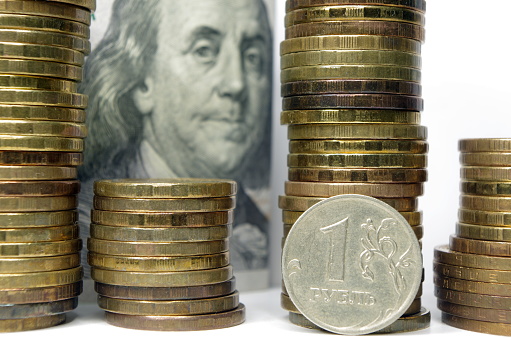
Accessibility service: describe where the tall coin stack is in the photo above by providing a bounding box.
[434,138,511,336]
[279,0,429,332]
[0,0,94,332]
[88,179,245,331]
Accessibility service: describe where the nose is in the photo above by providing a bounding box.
[217,45,247,101]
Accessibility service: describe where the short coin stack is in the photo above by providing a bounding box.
[88,179,245,331]
[279,0,429,332]
[434,138,511,336]
[0,0,95,332]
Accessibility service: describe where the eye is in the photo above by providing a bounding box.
[244,46,264,73]
[192,40,219,64]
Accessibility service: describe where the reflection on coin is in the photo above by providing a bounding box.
[285,0,427,12]
[288,167,427,183]
[450,235,511,257]
[0,42,84,65]
[459,138,511,153]
[284,181,423,197]
[0,282,82,304]
[278,195,418,211]
[281,109,420,124]
[288,123,427,140]
[0,254,79,273]
[458,209,511,226]
[435,287,511,310]
[0,180,79,196]
[0,298,77,319]
[0,225,78,243]
[0,238,81,257]
[282,195,422,334]
[93,196,236,212]
[439,299,511,324]
[442,312,511,336]
[0,0,92,25]
[456,222,511,242]
[0,151,82,166]
[0,266,82,288]
[0,13,90,37]
[434,245,511,270]
[0,313,66,332]
[0,210,77,227]
[0,166,77,181]
[288,153,427,168]
[289,139,428,154]
[0,105,85,122]
[461,167,511,182]
[434,274,511,298]
[0,196,77,212]
[433,261,511,284]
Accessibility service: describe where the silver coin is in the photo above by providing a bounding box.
[282,194,422,335]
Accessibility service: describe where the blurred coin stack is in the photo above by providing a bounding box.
[0,0,94,332]
[88,179,245,331]
[279,0,429,332]
[434,138,511,336]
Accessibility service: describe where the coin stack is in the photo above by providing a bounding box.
[0,0,94,332]
[434,138,511,336]
[279,0,429,332]
[87,179,245,331]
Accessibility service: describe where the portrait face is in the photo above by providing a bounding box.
[134,0,272,179]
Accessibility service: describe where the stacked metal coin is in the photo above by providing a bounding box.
[434,138,511,336]
[88,178,245,331]
[0,0,95,332]
[279,0,429,332]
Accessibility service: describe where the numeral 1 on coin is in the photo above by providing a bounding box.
[320,217,349,282]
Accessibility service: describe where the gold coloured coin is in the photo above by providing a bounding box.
[0,314,66,332]
[0,42,84,65]
[48,0,96,11]
[456,222,511,242]
[0,180,79,196]
[435,287,511,310]
[0,136,83,152]
[281,292,299,313]
[438,300,511,324]
[94,178,237,199]
[0,75,78,92]
[0,59,82,81]
[450,235,511,257]
[0,297,77,319]
[281,109,420,125]
[0,90,87,109]
[434,261,511,284]
[461,167,511,182]
[442,312,511,336]
[0,1,91,25]
[284,181,423,197]
[0,120,87,138]
[460,195,511,212]
[95,278,236,300]
[0,253,79,273]
[93,196,236,212]
[0,105,85,122]
[87,238,229,257]
[278,195,418,211]
[459,138,511,153]
[0,195,77,212]
[284,222,423,238]
[0,238,81,257]
[289,139,427,154]
[0,266,82,288]
[0,210,77,227]
[0,282,82,304]
[461,153,511,167]
[289,167,427,183]
[462,181,511,197]
[283,94,423,110]
[281,66,421,83]
[104,304,245,331]
[0,224,78,242]
[0,13,89,38]
[285,5,425,27]
[91,266,233,287]
[98,292,239,316]
[434,274,511,298]
[90,223,231,242]
[88,252,229,272]
[281,35,421,55]
[288,124,427,140]
[286,0,427,12]
[282,210,422,226]
[288,153,427,168]
[91,210,232,227]
[0,166,76,181]
[459,209,511,227]
[404,298,422,316]
[435,245,511,271]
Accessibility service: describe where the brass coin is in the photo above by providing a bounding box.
[278,195,418,211]
[98,292,239,316]
[91,266,233,287]
[285,20,425,41]
[281,109,420,124]
[90,223,231,242]
[0,13,89,38]
[459,138,511,153]
[0,90,87,109]
[282,210,422,226]
[0,282,82,304]
[284,222,423,239]
[48,0,96,11]
[289,139,427,154]
[284,181,423,197]
[0,105,85,122]
[288,124,427,140]
[434,274,511,298]
[87,238,229,257]
[281,50,421,69]
[0,166,77,181]
[0,1,91,25]
[288,153,427,168]
[0,297,77,319]
[0,75,78,92]
[461,167,511,182]
[0,151,82,166]
[289,167,427,183]
[434,261,511,284]
[281,292,299,313]
[283,94,423,110]
[282,80,422,97]
[0,196,77,212]
[459,209,511,227]
[0,253,79,273]
[456,222,511,242]
[0,59,82,81]
[438,299,511,324]
[282,67,421,84]
[95,278,236,300]
[461,181,511,197]
[286,0,427,12]
[0,210,77,228]
[435,287,511,310]
[442,312,511,336]
[0,313,66,332]
[460,195,511,212]
[403,298,422,316]
[435,245,511,271]
[88,252,229,272]
[450,235,511,257]
[281,36,421,55]
[104,304,245,331]
[0,224,78,242]
[93,196,236,213]
[0,180,79,196]
[0,238,81,257]
[94,178,237,199]
[285,5,425,27]
[0,266,82,288]
[0,136,83,152]
[0,120,86,137]
[0,42,84,65]
[461,153,511,167]
[91,210,232,227]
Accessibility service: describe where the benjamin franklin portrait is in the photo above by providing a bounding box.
[78,0,273,285]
